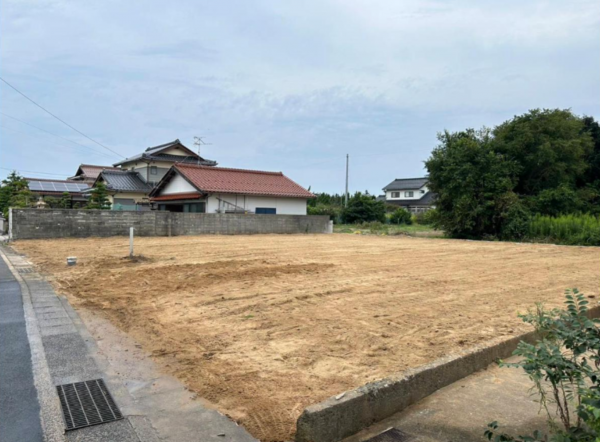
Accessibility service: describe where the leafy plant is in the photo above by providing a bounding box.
[486,290,600,442]
[390,208,413,225]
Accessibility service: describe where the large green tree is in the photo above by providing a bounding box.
[426,110,600,239]
[493,109,593,195]
[0,171,33,217]
[426,128,520,238]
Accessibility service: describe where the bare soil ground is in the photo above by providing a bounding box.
[13,235,600,441]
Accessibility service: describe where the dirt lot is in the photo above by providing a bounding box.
[13,235,600,441]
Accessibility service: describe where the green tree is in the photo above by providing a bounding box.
[493,109,593,195]
[0,171,33,217]
[425,128,520,238]
[58,192,71,209]
[86,182,111,210]
[341,192,386,224]
[581,116,600,189]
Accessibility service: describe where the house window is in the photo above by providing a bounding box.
[421,190,425,194]
[405,191,414,197]
[184,203,206,213]
[391,192,400,198]
[150,166,158,175]
[255,208,276,214]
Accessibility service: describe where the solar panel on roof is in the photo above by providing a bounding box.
[28,181,44,191]
[27,180,89,193]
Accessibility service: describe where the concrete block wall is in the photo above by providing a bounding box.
[9,209,330,240]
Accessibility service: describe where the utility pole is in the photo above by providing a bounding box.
[345,154,349,207]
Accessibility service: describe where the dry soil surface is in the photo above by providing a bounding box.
[12,235,600,441]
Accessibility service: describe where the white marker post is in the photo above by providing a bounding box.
[129,227,134,258]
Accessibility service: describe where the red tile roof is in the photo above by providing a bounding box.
[174,164,315,199]
[151,192,203,202]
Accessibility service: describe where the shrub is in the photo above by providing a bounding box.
[308,204,342,223]
[389,208,412,225]
[414,209,438,225]
[341,194,386,224]
[485,290,600,441]
[528,213,600,246]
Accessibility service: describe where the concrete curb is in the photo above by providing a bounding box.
[296,305,600,442]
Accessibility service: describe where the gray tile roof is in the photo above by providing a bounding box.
[101,170,153,193]
[113,139,217,167]
[383,177,428,191]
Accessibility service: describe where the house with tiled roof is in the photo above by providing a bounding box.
[68,164,120,184]
[149,164,314,214]
[92,170,154,210]
[382,177,436,213]
[113,139,217,187]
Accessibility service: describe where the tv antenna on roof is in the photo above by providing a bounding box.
[193,136,212,166]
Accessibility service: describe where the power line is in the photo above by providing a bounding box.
[0,166,70,177]
[0,123,115,161]
[0,76,125,158]
[0,113,115,159]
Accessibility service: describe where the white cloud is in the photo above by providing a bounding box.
[1,0,598,192]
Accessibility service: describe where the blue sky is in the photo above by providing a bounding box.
[1,0,599,194]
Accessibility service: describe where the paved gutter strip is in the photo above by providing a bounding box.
[0,246,155,442]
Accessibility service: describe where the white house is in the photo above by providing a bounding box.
[149,164,314,215]
[382,177,436,213]
[112,139,217,187]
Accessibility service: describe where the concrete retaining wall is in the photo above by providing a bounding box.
[9,209,330,239]
[296,305,600,442]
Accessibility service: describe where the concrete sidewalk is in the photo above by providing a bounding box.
[343,357,551,442]
[0,244,257,442]
[0,247,43,442]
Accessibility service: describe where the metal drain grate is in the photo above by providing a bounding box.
[363,428,414,442]
[17,267,33,274]
[56,379,123,431]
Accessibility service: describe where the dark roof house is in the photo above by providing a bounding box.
[383,177,429,191]
[382,177,436,212]
[113,139,217,167]
[94,170,153,194]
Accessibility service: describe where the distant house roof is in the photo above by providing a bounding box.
[113,139,217,167]
[96,170,153,193]
[383,177,428,191]
[68,164,120,182]
[151,164,315,199]
[26,178,90,195]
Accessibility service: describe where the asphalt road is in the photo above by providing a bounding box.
[0,257,43,442]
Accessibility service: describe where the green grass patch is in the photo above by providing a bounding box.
[334,222,442,237]
[527,213,600,246]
